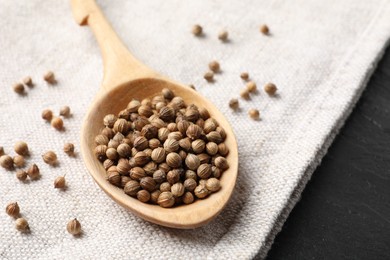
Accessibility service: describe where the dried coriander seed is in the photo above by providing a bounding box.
[162,88,174,100]
[240,72,249,81]
[194,185,209,199]
[167,169,180,185]
[248,109,260,120]
[260,24,269,35]
[206,142,218,156]
[197,163,212,179]
[16,170,28,181]
[214,156,229,170]
[151,147,166,163]
[184,178,197,192]
[209,61,220,72]
[51,117,64,130]
[44,71,55,83]
[13,83,25,94]
[218,30,228,41]
[63,143,75,156]
[0,146,4,156]
[42,151,57,165]
[182,192,194,204]
[246,81,257,93]
[0,155,14,170]
[166,152,182,168]
[264,82,278,96]
[204,71,214,82]
[171,183,185,197]
[6,202,20,218]
[157,191,175,208]
[15,218,29,232]
[13,155,25,168]
[129,167,146,181]
[153,169,166,183]
[103,114,117,128]
[192,139,205,154]
[140,177,156,192]
[27,164,40,180]
[206,178,221,192]
[137,190,150,203]
[59,106,71,117]
[163,138,179,153]
[14,141,29,156]
[67,218,81,235]
[192,24,203,36]
[218,143,229,156]
[42,109,53,122]
[159,182,171,192]
[124,180,141,196]
[229,98,239,110]
[54,176,66,189]
[240,89,250,100]
[23,76,33,87]
[150,190,161,204]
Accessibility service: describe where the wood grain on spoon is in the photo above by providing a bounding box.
[71,0,238,229]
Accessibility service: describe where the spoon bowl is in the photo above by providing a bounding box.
[72,0,238,229]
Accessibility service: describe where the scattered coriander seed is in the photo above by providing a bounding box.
[15,218,29,232]
[67,218,81,235]
[192,24,203,36]
[264,82,278,96]
[189,84,196,90]
[229,98,239,110]
[1,155,14,170]
[240,89,250,100]
[240,72,249,81]
[16,170,28,181]
[218,30,228,41]
[204,71,214,82]
[23,76,33,87]
[13,155,25,168]
[246,81,257,93]
[63,143,75,156]
[59,106,71,117]
[248,109,260,120]
[0,146,4,156]
[43,71,55,84]
[209,61,220,72]
[157,191,175,208]
[27,164,40,180]
[54,176,66,189]
[42,109,53,122]
[42,151,57,165]
[206,178,221,192]
[182,192,194,204]
[6,202,20,218]
[14,141,29,156]
[13,83,25,94]
[260,24,269,35]
[51,117,64,130]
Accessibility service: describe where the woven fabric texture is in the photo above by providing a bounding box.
[1,0,389,259]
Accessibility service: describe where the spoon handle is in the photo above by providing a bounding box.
[70,0,154,91]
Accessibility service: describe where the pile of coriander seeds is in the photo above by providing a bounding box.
[94,88,229,208]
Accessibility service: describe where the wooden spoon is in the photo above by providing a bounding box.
[71,0,238,229]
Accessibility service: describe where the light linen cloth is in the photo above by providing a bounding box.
[1,0,389,259]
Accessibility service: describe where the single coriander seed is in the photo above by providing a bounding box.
[248,109,260,120]
[192,24,203,36]
[14,141,29,155]
[240,72,249,81]
[63,143,75,156]
[16,170,28,181]
[15,218,29,232]
[44,71,56,84]
[54,176,66,189]
[137,190,151,203]
[27,164,40,180]
[218,30,228,41]
[246,81,257,93]
[206,178,221,192]
[67,218,81,235]
[264,82,278,96]
[42,109,53,122]
[0,155,14,170]
[204,71,214,82]
[194,185,209,199]
[51,117,64,130]
[209,61,220,72]
[23,76,33,87]
[182,192,194,204]
[13,155,25,168]
[229,98,239,110]
[260,24,269,35]
[59,106,71,117]
[42,151,57,165]
[240,89,250,100]
[6,202,20,218]
[13,83,25,94]
[157,191,175,208]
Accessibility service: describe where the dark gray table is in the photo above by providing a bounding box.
[265,47,390,259]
